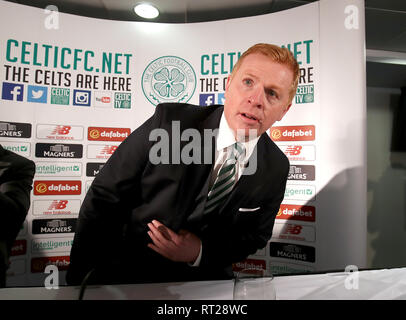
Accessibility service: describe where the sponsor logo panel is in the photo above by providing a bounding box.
[33,180,81,195]
[32,238,73,254]
[269,261,315,275]
[32,199,81,216]
[11,239,27,256]
[0,121,31,138]
[35,162,82,176]
[269,242,315,263]
[31,256,70,273]
[35,143,83,158]
[272,222,316,242]
[232,258,267,272]
[86,162,105,177]
[277,204,316,222]
[279,145,315,161]
[284,185,316,201]
[31,218,77,234]
[36,124,84,141]
[288,165,315,181]
[271,125,315,142]
[0,141,30,157]
[87,144,118,159]
[87,127,130,142]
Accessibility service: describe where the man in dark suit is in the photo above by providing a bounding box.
[0,145,35,287]
[67,43,299,285]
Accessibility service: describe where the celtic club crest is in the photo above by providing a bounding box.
[142,56,196,106]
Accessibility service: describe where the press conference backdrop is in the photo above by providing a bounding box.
[0,0,366,286]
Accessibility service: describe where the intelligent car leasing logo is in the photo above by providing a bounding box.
[142,56,196,106]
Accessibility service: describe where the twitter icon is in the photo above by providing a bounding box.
[27,85,47,103]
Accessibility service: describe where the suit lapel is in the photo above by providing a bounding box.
[176,106,223,228]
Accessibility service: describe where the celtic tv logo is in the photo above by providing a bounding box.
[142,56,196,106]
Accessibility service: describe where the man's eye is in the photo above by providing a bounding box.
[267,90,277,98]
[243,79,253,86]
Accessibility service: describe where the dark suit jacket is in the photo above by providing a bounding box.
[66,103,289,285]
[0,145,35,286]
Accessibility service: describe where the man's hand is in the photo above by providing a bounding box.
[147,220,201,263]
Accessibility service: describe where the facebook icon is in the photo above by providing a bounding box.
[2,82,24,101]
[199,94,215,106]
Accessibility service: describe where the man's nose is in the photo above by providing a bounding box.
[247,86,264,107]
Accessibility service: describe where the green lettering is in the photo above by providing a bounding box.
[33,43,41,66]
[114,53,122,74]
[124,53,132,75]
[73,48,82,70]
[61,47,71,69]
[21,41,31,65]
[212,53,219,75]
[102,52,112,73]
[6,39,18,63]
[303,40,313,64]
[201,55,209,75]
[84,51,94,72]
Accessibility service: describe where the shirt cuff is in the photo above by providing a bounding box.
[188,242,202,267]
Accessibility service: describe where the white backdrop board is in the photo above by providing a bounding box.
[0,0,366,286]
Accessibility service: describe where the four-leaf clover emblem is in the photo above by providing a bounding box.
[153,67,185,98]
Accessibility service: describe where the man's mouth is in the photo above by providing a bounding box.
[241,113,259,122]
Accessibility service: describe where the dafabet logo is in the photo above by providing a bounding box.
[33,181,81,195]
[87,127,130,141]
[270,125,315,141]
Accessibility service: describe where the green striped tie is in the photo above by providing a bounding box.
[204,142,245,214]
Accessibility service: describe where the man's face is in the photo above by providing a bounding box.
[224,53,294,139]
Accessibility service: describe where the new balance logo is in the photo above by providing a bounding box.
[48,200,68,210]
[51,126,71,135]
